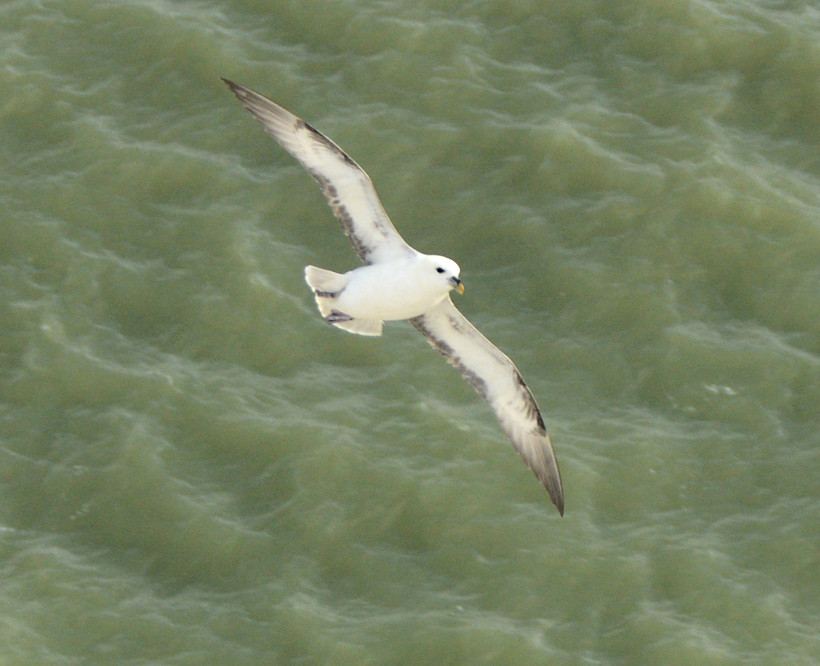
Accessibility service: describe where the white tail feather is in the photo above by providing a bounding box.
[304,265,383,336]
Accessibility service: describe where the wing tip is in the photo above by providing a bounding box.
[221,77,239,93]
[536,461,564,516]
[221,77,256,108]
[550,459,564,516]
[550,485,565,517]
[531,437,564,516]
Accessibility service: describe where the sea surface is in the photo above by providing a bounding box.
[2,0,820,663]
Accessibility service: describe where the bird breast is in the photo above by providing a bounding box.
[334,262,449,321]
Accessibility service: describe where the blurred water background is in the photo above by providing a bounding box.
[1,0,820,663]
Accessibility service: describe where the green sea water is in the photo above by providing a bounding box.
[2,0,820,663]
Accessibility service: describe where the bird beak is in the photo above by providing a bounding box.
[451,277,465,294]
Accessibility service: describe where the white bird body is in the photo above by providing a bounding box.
[310,255,461,322]
[224,79,565,515]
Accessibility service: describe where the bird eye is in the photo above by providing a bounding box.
[436,267,445,274]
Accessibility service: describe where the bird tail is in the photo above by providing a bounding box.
[304,265,348,299]
[304,265,383,336]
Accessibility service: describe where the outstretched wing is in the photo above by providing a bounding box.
[410,298,564,515]
[223,79,415,265]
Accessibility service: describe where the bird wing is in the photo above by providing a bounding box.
[410,298,564,515]
[223,79,415,264]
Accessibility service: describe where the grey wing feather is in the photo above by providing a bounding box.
[410,298,564,515]
[223,79,415,264]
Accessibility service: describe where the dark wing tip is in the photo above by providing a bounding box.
[221,78,256,106]
[539,439,564,516]
[549,477,565,516]
[534,467,564,515]
[221,77,239,94]
[531,438,564,516]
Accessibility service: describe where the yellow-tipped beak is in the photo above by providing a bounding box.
[456,282,465,294]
